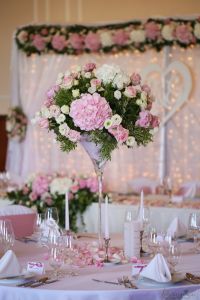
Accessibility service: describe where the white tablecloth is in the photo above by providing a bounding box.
[82,203,199,233]
[0,238,200,300]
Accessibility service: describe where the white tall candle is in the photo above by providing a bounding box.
[139,190,144,229]
[65,192,69,230]
[104,196,109,239]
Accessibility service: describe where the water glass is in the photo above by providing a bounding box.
[188,212,200,252]
[49,246,64,279]
[166,243,181,273]
[45,207,59,224]
[0,219,15,252]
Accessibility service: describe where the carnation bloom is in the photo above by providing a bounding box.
[175,24,194,44]
[51,35,66,51]
[113,29,129,45]
[69,33,84,50]
[108,125,129,143]
[32,175,49,196]
[69,93,112,131]
[135,111,152,128]
[85,32,101,51]
[32,34,46,51]
[145,22,161,40]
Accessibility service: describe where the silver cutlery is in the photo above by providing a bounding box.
[92,279,119,285]
[17,277,49,287]
[30,279,58,288]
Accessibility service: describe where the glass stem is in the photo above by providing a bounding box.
[96,167,103,249]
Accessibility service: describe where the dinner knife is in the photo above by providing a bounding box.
[92,279,119,285]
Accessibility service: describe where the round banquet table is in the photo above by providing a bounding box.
[0,236,200,300]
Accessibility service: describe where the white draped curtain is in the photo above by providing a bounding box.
[6,43,200,192]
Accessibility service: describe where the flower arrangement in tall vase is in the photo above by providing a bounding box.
[35,62,159,247]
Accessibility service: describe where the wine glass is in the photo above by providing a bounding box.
[49,246,64,279]
[188,212,200,253]
[0,219,15,252]
[45,207,59,224]
[166,243,181,273]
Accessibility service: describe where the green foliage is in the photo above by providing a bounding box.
[55,89,73,107]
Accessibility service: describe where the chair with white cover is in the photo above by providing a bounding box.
[177,181,200,199]
[128,177,159,195]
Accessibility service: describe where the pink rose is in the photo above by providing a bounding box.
[38,118,49,129]
[141,84,151,94]
[29,192,38,202]
[85,32,101,51]
[69,33,84,50]
[67,129,81,142]
[69,93,112,131]
[124,86,136,98]
[70,185,79,193]
[46,85,59,99]
[90,78,101,88]
[151,115,160,128]
[130,73,141,86]
[175,24,194,44]
[51,35,66,51]
[22,185,30,195]
[63,75,73,87]
[84,63,96,72]
[108,125,129,143]
[32,34,46,51]
[113,29,129,45]
[44,197,53,205]
[135,111,152,128]
[145,22,161,40]
[49,105,60,118]
[41,28,48,35]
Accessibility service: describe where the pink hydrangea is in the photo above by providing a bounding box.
[78,178,87,189]
[38,118,49,129]
[130,73,141,85]
[175,25,194,44]
[32,175,49,196]
[113,29,129,45]
[69,33,84,50]
[108,125,129,143]
[84,63,96,72]
[32,34,46,51]
[135,111,152,128]
[145,22,161,40]
[69,93,112,131]
[85,32,101,51]
[67,129,81,142]
[51,35,66,51]
[86,178,98,193]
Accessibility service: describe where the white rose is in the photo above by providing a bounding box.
[57,72,64,79]
[61,105,70,114]
[150,127,159,135]
[56,113,66,124]
[136,98,147,109]
[126,136,136,147]
[41,106,50,118]
[17,30,28,43]
[194,23,200,39]
[130,29,145,43]
[59,123,70,135]
[112,72,130,90]
[100,31,113,47]
[84,72,91,78]
[114,90,122,100]
[50,177,72,195]
[64,71,70,77]
[72,89,80,98]
[111,114,122,126]
[74,80,79,85]
[161,24,174,41]
[141,91,147,101]
[56,78,62,85]
[88,86,96,94]
[104,119,113,129]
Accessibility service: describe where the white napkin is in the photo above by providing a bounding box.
[167,217,187,238]
[0,250,21,278]
[140,253,171,282]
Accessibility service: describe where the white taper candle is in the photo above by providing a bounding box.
[65,192,69,230]
[104,196,109,239]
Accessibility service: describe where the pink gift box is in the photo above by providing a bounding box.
[0,205,36,238]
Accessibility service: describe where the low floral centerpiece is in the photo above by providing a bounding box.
[6,106,27,142]
[7,174,99,232]
[35,63,159,243]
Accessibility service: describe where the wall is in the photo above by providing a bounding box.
[0,0,200,114]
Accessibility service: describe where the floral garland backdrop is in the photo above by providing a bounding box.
[7,174,100,232]
[15,18,200,56]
